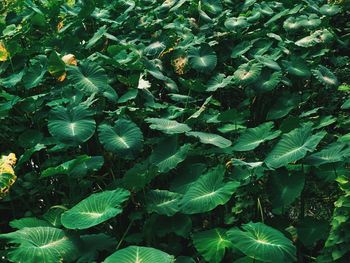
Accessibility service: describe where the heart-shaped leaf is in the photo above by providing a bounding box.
[61,188,130,229]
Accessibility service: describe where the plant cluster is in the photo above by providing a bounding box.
[0,0,349,262]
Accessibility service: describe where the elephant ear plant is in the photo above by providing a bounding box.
[0,0,349,262]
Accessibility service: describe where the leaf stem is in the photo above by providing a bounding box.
[116,219,134,250]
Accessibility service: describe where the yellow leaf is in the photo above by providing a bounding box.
[62,54,77,66]
[57,72,67,82]
[0,42,9,62]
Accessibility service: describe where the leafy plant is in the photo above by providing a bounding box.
[0,0,349,262]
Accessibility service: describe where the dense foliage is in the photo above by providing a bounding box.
[0,0,349,262]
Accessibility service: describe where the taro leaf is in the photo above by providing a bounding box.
[79,234,117,263]
[320,4,341,16]
[268,170,305,212]
[206,74,233,92]
[146,190,182,216]
[170,163,207,194]
[180,165,240,214]
[186,131,232,148]
[282,58,310,77]
[283,17,303,31]
[341,98,350,109]
[150,137,191,173]
[0,227,78,263]
[155,214,192,238]
[23,55,47,89]
[300,14,321,29]
[144,41,166,57]
[225,17,249,31]
[254,71,282,93]
[67,61,117,101]
[188,45,217,73]
[295,29,333,47]
[103,246,175,263]
[193,228,232,263]
[9,217,52,229]
[255,56,281,71]
[234,62,262,85]
[86,26,107,49]
[145,118,191,134]
[265,124,326,169]
[233,122,281,151]
[68,61,108,93]
[267,92,299,120]
[227,222,296,263]
[48,51,65,78]
[202,0,223,15]
[296,217,329,247]
[305,143,350,166]
[48,105,96,144]
[231,41,253,58]
[61,188,130,229]
[98,119,143,159]
[70,156,104,177]
[312,65,338,87]
[0,70,24,88]
[41,156,90,178]
[122,161,158,191]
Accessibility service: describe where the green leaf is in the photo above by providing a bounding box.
[68,61,117,100]
[146,190,182,216]
[145,118,191,134]
[48,105,96,144]
[320,4,341,16]
[103,246,175,263]
[267,93,299,120]
[79,234,117,263]
[305,143,350,166]
[282,58,310,77]
[231,41,253,58]
[61,188,130,229]
[150,137,191,173]
[186,131,232,148]
[228,222,296,262]
[180,165,240,214]
[265,124,326,169]
[254,71,282,93]
[296,217,329,248]
[268,170,305,212]
[48,51,65,78]
[206,74,233,92]
[225,17,249,31]
[9,217,52,229]
[188,45,217,73]
[0,227,78,263]
[23,55,47,89]
[233,122,281,151]
[312,65,338,87]
[98,119,143,159]
[193,228,232,263]
[234,62,262,85]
